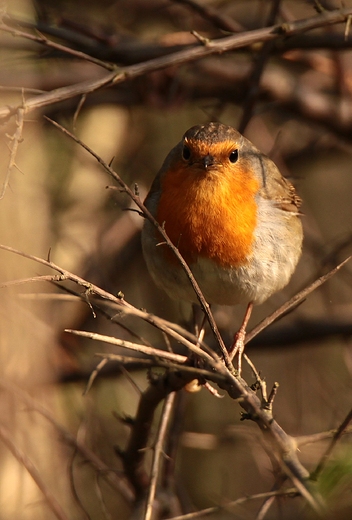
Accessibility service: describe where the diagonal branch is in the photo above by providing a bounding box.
[311,407,352,480]
[0,19,114,70]
[171,0,244,32]
[245,255,352,344]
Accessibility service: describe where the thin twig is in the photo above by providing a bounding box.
[171,0,244,32]
[266,382,279,412]
[1,106,24,199]
[165,487,299,520]
[255,495,276,520]
[243,352,268,402]
[239,0,282,133]
[68,447,92,520]
[0,20,115,70]
[144,392,176,520]
[65,329,214,366]
[84,358,109,395]
[280,462,324,512]
[73,94,87,130]
[120,365,144,396]
[245,256,352,344]
[0,85,46,95]
[1,273,71,287]
[296,426,352,447]
[49,281,155,347]
[345,14,352,41]
[94,471,113,520]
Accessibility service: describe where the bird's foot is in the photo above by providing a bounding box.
[229,329,246,376]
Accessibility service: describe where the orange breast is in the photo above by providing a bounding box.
[156,164,259,268]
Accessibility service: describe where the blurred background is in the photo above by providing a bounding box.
[1,0,352,518]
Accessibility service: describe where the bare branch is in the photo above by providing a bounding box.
[1,7,352,121]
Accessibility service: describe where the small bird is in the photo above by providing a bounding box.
[142,122,303,372]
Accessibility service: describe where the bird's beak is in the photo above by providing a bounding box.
[202,155,215,169]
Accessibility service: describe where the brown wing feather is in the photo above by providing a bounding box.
[258,155,302,214]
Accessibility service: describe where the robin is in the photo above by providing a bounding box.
[142,122,303,373]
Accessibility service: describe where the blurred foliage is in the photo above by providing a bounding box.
[318,452,352,502]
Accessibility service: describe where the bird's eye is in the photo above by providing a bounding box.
[229,149,239,163]
[182,145,191,161]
